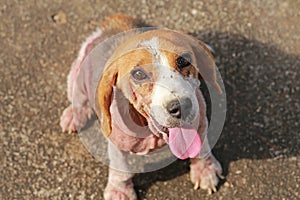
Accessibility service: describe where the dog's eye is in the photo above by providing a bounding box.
[131,69,149,82]
[176,53,192,70]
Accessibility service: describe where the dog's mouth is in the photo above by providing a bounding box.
[148,116,169,140]
[148,116,202,160]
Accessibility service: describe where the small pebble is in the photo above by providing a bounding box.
[52,11,67,24]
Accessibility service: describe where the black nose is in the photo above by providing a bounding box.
[167,99,181,118]
[166,98,192,119]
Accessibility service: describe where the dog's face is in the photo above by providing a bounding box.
[116,38,201,132]
[97,30,221,139]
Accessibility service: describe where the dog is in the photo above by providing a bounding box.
[60,15,223,199]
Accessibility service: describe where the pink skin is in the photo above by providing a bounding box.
[104,169,136,200]
[60,29,102,133]
[190,154,224,194]
[60,28,223,200]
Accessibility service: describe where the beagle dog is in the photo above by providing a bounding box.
[60,15,223,199]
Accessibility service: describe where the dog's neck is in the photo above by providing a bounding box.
[110,87,152,138]
[108,86,166,154]
[128,103,148,127]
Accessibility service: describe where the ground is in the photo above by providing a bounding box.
[0,0,299,199]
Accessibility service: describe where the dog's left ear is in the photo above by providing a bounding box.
[193,40,222,94]
[96,65,118,137]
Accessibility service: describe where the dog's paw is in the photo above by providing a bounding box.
[60,105,93,133]
[104,181,137,200]
[190,155,223,194]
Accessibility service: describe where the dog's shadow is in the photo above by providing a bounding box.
[133,31,300,199]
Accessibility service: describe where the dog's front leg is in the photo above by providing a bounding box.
[104,168,136,200]
[104,141,137,200]
[190,137,223,194]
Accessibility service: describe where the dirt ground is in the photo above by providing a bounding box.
[0,0,299,199]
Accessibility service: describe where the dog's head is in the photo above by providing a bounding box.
[96,29,221,158]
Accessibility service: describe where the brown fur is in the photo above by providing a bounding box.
[96,16,222,137]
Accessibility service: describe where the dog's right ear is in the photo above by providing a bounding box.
[96,66,118,137]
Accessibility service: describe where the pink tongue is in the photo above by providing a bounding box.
[168,127,202,160]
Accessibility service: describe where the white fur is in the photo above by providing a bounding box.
[141,37,169,66]
[142,37,199,127]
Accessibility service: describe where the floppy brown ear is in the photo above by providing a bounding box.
[193,40,222,94]
[96,66,118,137]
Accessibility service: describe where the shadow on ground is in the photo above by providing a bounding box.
[133,31,300,199]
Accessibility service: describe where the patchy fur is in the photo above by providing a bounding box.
[60,14,223,200]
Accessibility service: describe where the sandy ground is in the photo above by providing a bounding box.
[0,0,299,199]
